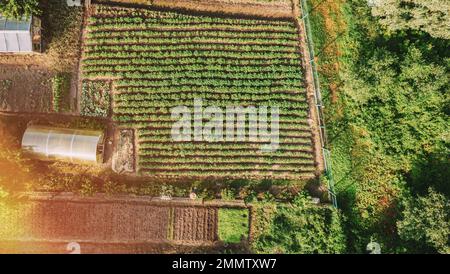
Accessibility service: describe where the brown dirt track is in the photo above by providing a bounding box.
[293,0,325,173]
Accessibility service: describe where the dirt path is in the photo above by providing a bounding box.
[292,0,324,173]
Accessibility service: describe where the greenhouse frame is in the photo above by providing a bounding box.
[0,15,41,53]
[21,125,105,164]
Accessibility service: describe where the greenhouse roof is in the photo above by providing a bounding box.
[21,125,104,163]
[0,15,33,52]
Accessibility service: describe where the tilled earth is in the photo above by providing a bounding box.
[0,193,221,253]
[0,64,53,113]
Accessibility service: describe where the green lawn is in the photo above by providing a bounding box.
[218,208,249,243]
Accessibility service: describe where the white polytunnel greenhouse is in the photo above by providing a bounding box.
[21,125,105,164]
[0,15,41,53]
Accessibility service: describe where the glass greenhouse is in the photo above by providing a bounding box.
[0,15,35,52]
[21,125,105,163]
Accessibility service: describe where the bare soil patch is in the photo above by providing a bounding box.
[112,129,136,174]
[0,193,223,250]
[0,64,53,113]
[173,207,218,242]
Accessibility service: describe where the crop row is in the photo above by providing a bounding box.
[83,63,301,74]
[115,119,311,129]
[137,142,313,151]
[137,149,313,158]
[87,22,296,34]
[86,29,298,41]
[83,49,298,61]
[138,157,314,165]
[138,164,315,172]
[82,56,301,67]
[85,37,299,47]
[115,113,309,122]
[113,86,303,95]
[90,10,293,27]
[113,93,306,103]
[85,71,300,82]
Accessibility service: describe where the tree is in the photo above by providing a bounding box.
[371,0,450,39]
[0,0,40,19]
[397,189,450,253]
[252,193,347,254]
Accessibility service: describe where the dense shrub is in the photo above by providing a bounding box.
[397,189,450,254]
[251,193,346,254]
[308,0,449,253]
[0,0,40,19]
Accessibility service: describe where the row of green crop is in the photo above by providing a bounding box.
[132,116,311,125]
[137,142,313,152]
[138,170,315,179]
[94,6,181,18]
[114,103,306,113]
[82,63,301,74]
[138,128,312,137]
[83,50,297,61]
[114,78,301,87]
[138,136,312,144]
[114,114,310,125]
[87,22,296,33]
[138,156,314,165]
[88,16,294,30]
[115,113,309,121]
[137,123,311,132]
[113,86,302,95]
[86,29,298,41]
[137,128,312,138]
[137,136,311,145]
[85,43,297,54]
[116,118,311,129]
[82,56,301,66]
[113,92,306,103]
[93,6,292,24]
[138,140,312,148]
[138,163,315,172]
[85,37,299,47]
[85,71,300,82]
[134,120,311,128]
[113,103,307,114]
[90,10,293,27]
[137,149,313,158]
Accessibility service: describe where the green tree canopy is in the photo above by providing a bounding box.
[0,0,40,19]
[371,0,450,39]
[397,189,450,253]
[252,194,346,254]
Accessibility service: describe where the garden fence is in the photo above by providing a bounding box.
[299,0,338,208]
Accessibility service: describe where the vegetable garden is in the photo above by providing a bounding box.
[81,5,316,179]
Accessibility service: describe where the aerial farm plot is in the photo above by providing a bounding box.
[81,5,316,180]
[0,193,247,250]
